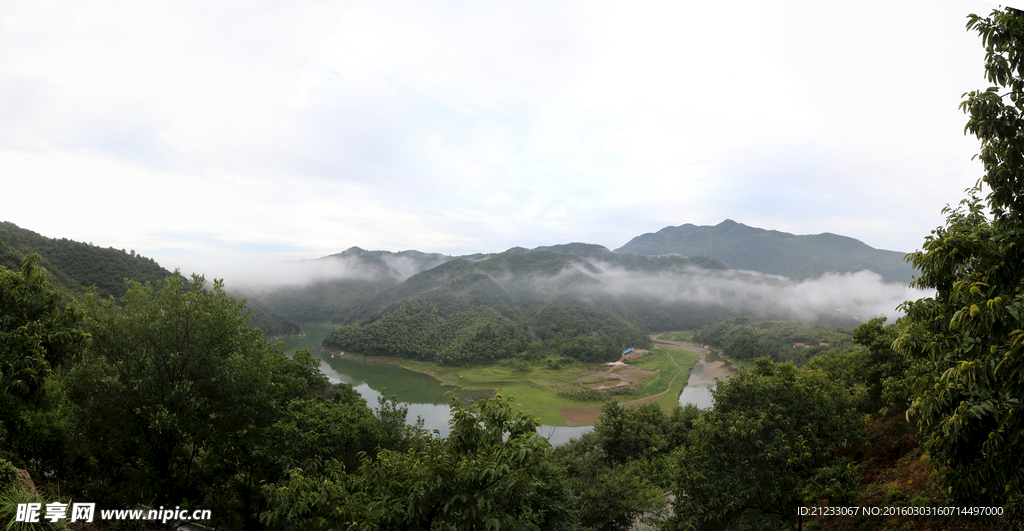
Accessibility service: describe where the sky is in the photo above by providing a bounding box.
[1,0,1017,278]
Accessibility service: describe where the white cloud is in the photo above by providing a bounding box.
[0,0,1007,272]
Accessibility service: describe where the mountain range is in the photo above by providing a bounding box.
[616,219,914,284]
[1,220,915,354]
[0,222,300,337]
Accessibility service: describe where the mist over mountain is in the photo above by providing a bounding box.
[0,222,300,337]
[320,240,928,365]
[2,219,928,356]
[323,245,730,365]
[615,219,915,284]
[218,220,931,363]
[228,246,457,323]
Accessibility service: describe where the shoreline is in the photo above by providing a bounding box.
[325,342,705,427]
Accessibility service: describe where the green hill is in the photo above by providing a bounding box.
[0,222,170,300]
[0,222,300,337]
[323,245,738,365]
[243,246,456,323]
[614,219,915,284]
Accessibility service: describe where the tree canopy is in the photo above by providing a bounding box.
[261,394,577,531]
[63,272,328,523]
[894,6,1024,507]
[669,359,861,530]
[0,254,89,469]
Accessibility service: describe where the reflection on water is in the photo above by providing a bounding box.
[278,324,592,443]
[678,382,716,409]
[678,351,735,409]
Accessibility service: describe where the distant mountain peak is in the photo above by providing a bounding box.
[615,221,913,283]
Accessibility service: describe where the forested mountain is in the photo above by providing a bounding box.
[0,221,169,300]
[8,7,1024,528]
[0,222,299,337]
[694,316,856,365]
[615,219,915,283]
[242,246,455,323]
[323,245,745,365]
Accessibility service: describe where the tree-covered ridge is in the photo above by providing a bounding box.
[242,246,456,324]
[694,317,857,365]
[250,242,731,327]
[322,245,728,365]
[0,222,169,301]
[0,221,300,337]
[615,218,914,283]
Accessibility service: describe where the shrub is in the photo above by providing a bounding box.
[0,459,17,493]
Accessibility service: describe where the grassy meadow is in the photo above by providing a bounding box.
[344,342,703,426]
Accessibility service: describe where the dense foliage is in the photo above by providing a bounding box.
[64,274,313,506]
[893,6,1024,508]
[0,222,300,337]
[0,265,428,529]
[261,394,577,531]
[0,255,89,469]
[668,359,862,530]
[694,316,856,364]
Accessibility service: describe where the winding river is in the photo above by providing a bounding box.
[676,351,734,409]
[279,325,728,445]
[278,325,592,445]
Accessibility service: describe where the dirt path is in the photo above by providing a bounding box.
[618,342,685,407]
[651,336,711,358]
[557,339,702,425]
[654,336,742,382]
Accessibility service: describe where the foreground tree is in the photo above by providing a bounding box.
[553,431,669,531]
[593,401,669,464]
[894,6,1024,506]
[0,255,87,404]
[64,273,327,527]
[668,359,860,530]
[850,316,909,412]
[0,254,88,468]
[262,394,577,531]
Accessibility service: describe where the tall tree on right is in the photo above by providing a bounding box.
[895,7,1024,506]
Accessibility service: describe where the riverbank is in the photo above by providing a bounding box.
[324,344,702,427]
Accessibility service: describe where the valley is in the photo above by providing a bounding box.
[283,324,729,433]
[4,212,1015,529]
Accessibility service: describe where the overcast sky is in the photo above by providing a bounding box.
[1,0,1015,277]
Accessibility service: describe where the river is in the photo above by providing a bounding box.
[278,324,593,445]
[279,325,727,445]
[676,351,734,409]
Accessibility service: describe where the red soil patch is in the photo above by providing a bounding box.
[558,405,603,426]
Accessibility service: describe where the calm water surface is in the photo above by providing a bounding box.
[677,351,736,409]
[278,324,592,445]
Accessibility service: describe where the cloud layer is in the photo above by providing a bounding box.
[561,262,926,322]
[0,0,1002,274]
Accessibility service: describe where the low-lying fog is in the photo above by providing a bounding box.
[216,253,447,295]
[216,251,929,323]
[570,263,928,322]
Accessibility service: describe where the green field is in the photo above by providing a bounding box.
[643,346,702,412]
[656,331,694,342]
[350,345,703,425]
